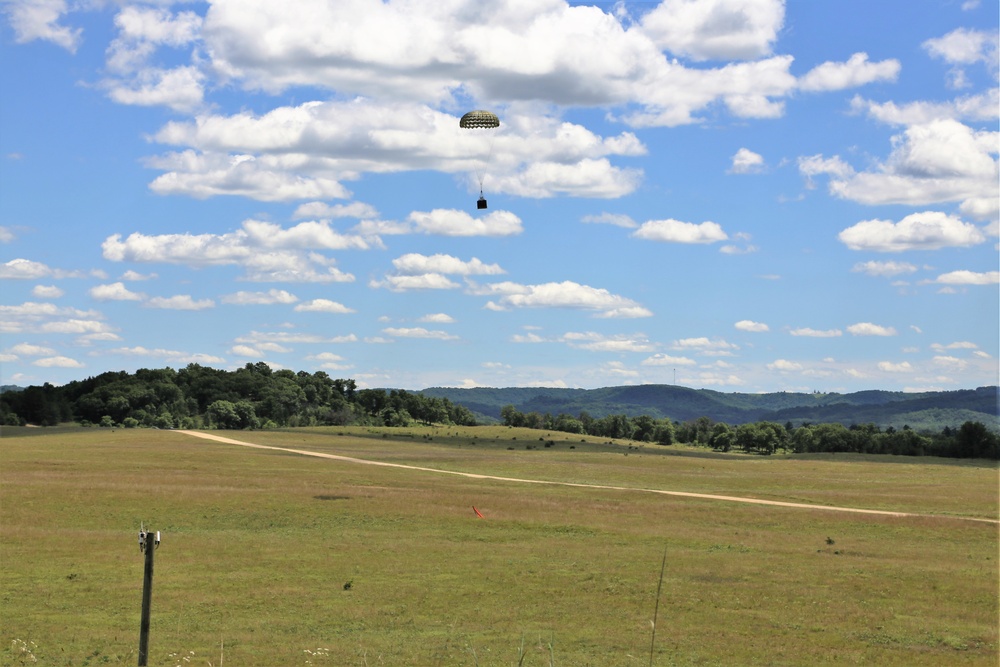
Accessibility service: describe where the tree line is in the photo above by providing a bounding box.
[3,365,996,459]
[498,405,999,460]
[0,363,476,430]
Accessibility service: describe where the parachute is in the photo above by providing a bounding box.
[459,110,500,209]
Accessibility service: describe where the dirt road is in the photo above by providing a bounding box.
[175,430,998,524]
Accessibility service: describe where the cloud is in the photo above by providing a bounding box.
[372,253,506,292]
[406,209,524,237]
[560,331,655,353]
[306,352,347,363]
[32,285,64,299]
[847,322,897,336]
[230,344,264,357]
[641,353,697,367]
[851,261,918,277]
[104,6,201,70]
[878,361,914,373]
[293,201,379,220]
[0,302,112,336]
[720,232,758,254]
[933,270,999,285]
[41,320,114,335]
[146,151,353,202]
[4,0,81,52]
[767,359,802,371]
[0,226,14,243]
[201,0,798,127]
[0,258,92,280]
[150,102,645,201]
[581,212,638,228]
[103,6,206,113]
[146,295,215,310]
[789,327,842,337]
[392,253,505,277]
[670,337,739,356]
[221,289,299,305]
[90,282,145,301]
[850,89,1000,126]
[638,0,785,61]
[479,280,652,318]
[797,53,900,92]
[372,274,461,291]
[382,327,458,341]
[33,355,84,368]
[9,343,57,356]
[104,221,369,262]
[931,341,979,351]
[839,212,986,252]
[735,320,769,332]
[797,154,854,188]
[489,158,643,199]
[419,313,455,324]
[729,147,765,174]
[932,355,969,370]
[102,219,367,283]
[923,28,998,67]
[109,346,225,364]
[294,299,356,314]
[235,330,357,346]
[632,219,728,244]
[106,67,205,113]
[814,120,999,213]
[121,270,157,281]
[511,332,546,344]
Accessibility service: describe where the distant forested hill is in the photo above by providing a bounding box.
[419,385,999,431]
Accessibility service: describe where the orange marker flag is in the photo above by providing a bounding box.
[473,506,484,519]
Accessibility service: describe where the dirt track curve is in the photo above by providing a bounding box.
[175,430,999,525]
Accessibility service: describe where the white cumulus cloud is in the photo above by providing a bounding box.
[294,299,356,314]
[90,282,145,301]
[838,211,986,252]
[730,147,765,174]
[734,320,769,332]
[633,219,728,244]
[146,295,215,310]
[847,322,897,336]
[933,270,999,285]
[478,280,652,318]
[798,52,900,92]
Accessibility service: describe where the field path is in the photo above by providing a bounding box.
[175,430,998,524]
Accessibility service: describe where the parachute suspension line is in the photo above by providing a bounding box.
[481,130,498,193]
[460,110,500,210]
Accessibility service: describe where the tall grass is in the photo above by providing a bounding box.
[1,425,997,665]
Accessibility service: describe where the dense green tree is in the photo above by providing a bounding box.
[631,415,657,442]
[653,419,675,445]
[501,404,523,427]
[553,413,584,434]
[955,421,999,458]
[357,389,389,418]
[206,400,240,429]
[709,423,735,452]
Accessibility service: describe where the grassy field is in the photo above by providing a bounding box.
[1,424,997,666]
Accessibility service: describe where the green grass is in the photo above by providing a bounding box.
[1,425,997,666]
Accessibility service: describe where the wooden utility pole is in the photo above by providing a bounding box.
[137,527,159,666]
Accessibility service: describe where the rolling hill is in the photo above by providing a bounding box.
[420,385,999,431]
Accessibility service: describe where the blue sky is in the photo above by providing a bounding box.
[1,0,997,393]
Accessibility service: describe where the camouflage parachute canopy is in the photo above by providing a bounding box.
[459,110,500,129]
